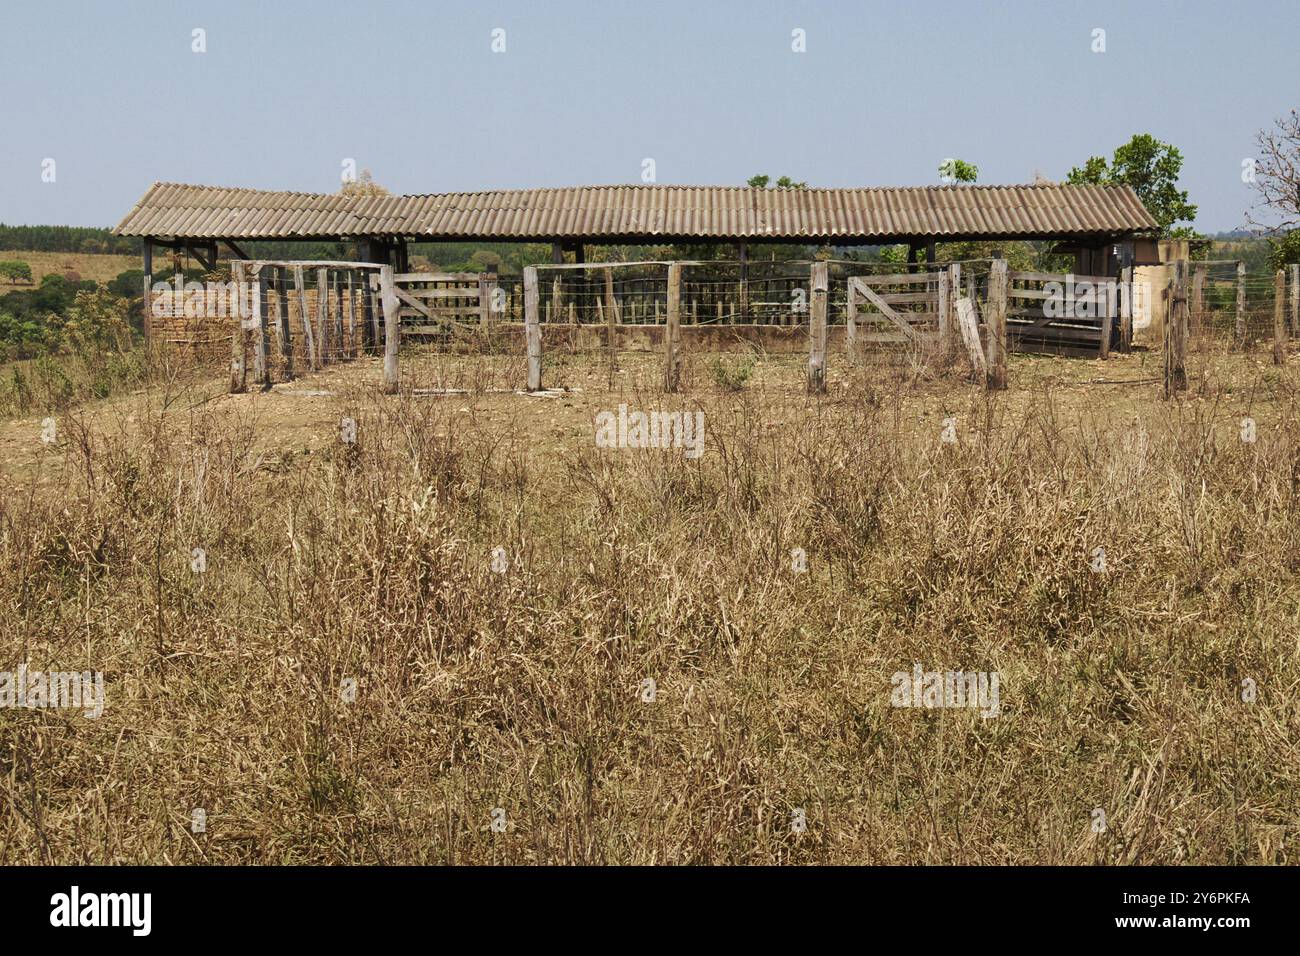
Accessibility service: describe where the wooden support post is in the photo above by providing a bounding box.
[664,262,681,393]
[1098,282,1112,360]
[141,238,153,346]
[986,259,1008,390]
[367,271,381,350]
[807,260,828,394]
[278,267,294,379]
[1236,260,1247,344]
[254,268,270,388]
[1165,259,1189,398]
[523,266,542,391]
[1120,264,1136,351]
[845,276,858,363]
[229,260,248,393]
[380,265,399,393]
[1273,269,1288,365]
[316,268,330,362]
[293,265,316,371]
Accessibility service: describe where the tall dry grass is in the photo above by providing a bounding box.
[1,343,1298,864]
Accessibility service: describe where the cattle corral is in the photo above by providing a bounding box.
[112,182,1300,401]
[4,180,1300,867]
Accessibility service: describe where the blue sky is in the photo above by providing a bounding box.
[1,0,1294,232]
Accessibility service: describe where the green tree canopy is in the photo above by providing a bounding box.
[938,159,979,183]
[1066,134,1197,237]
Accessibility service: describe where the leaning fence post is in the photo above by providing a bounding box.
[380,265,400,393]
[664,262,682,392]
[1273,269,1288,365]
[229,260,248,393]
[986,259,1008,390]
[524,266,542,391]
[807,260,828,393]
[1165,259,1189,397]
[1235,260,1247,345]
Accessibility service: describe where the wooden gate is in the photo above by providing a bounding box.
[1006,270,1121,356]
[845,271,944,349]
[391,271,497,337]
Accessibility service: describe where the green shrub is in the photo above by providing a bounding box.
[706,355,757,392]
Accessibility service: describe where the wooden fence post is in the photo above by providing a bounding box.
[345,272,356,358]
[664,262,682,392]
[380,265,400,393]
[1235,260,1247,344]
[141,239,153,347]
[253,267,270,388]
[477,273,491,331]
[956,297,987,383]
[1191,264,1205,339]
[1121,265,1136,352]
[294,265,316,371]
[278,266,294,379]
[986,259,1008,390]
[937,268,950,343]
[604,266,618,357]
[1273,269,1288,365]
[524,266,542,391]
[368,270,381,350]
[950,263,964,355]
[229,260,247,393]
[338,270,348,353]
[1165,259,1189,397]
[316,268,330,363]
[845,276,858,363]
[807,260,828,393]
[1097,282,1112,360]
[1291,264,1299,337]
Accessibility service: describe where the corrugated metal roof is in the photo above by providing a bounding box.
[113,182,1157,241]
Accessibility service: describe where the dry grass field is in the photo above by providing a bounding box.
[1,340,1298,864]
[0,250,141,286]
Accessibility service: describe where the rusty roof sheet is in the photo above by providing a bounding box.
[114,182,1157,241]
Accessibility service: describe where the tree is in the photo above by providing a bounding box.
[1066,134,1197,237]
[747,174,808,189]
[339,169,390,198]
[1249,111,1300,265]
[0,260,32,284]
[938,158,979,183]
